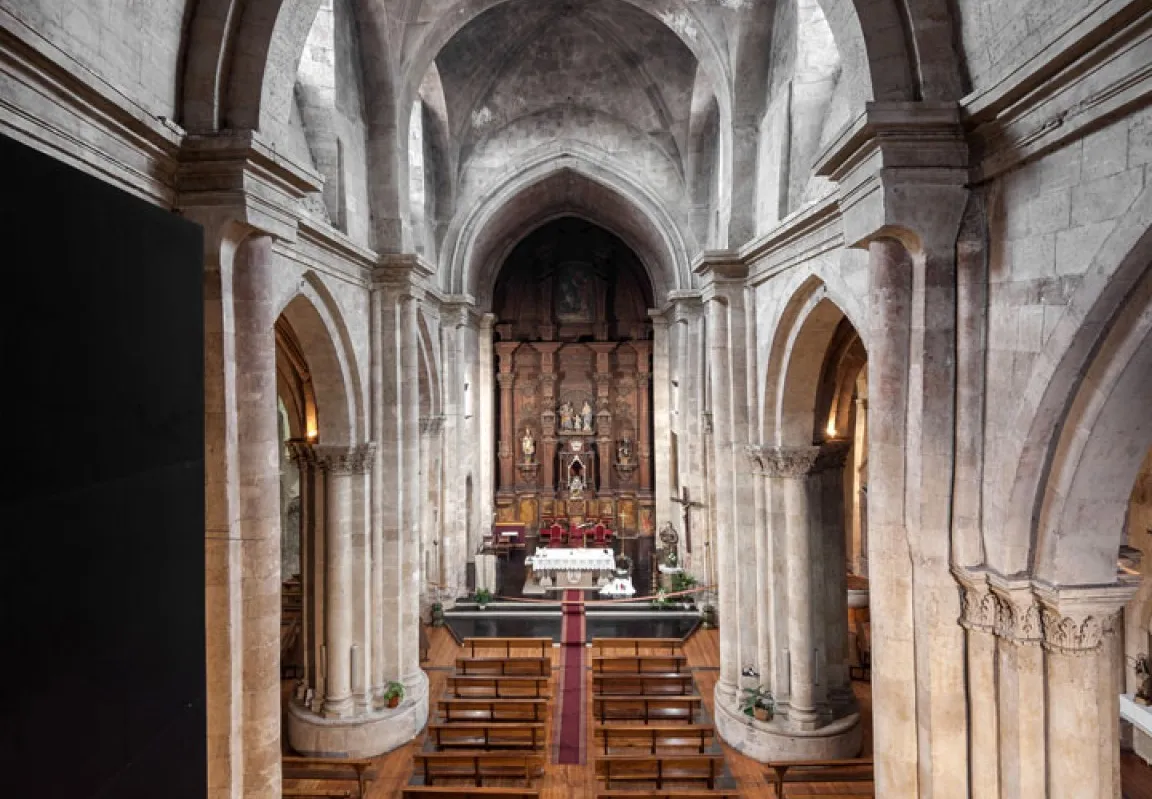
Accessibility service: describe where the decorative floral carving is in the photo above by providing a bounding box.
[317,443,376,475]
[958,584,997,633]
[1039,608,1115,655]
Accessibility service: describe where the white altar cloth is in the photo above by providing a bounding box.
[525,547,615,573]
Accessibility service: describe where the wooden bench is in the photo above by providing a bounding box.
[282,789,353,799]
[437,698,549,723]
[764,758,874,797]
[594,754,725,790]
[593,724,715,755]
[455,656,550,676]
[445,675,551,698]
[597,792,740,799]
[591,637,682,655]
[463,637,552,658]
[412,752,544,787]
[401,788,540,799]
[592,695,702,724]
[592,673,696,696]
[428,722,546,751]
[282,755,375,798]
[591,655,688,674]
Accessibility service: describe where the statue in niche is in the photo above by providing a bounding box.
[521,428,536,462]
[568,459,586,497]
[617,437,632,463]
[559,401,575,431]
[581,400,594,432]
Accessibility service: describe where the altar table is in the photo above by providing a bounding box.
[522,547,616,594]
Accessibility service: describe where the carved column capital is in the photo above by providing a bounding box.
[744,445,767,475]
[287,439,317,468]
[987,576,1042,646]
[953,569,997,633]
[1034,580,1137,655]
[760,446,821,478]
[316,442,376,475]
[420,415,445,436]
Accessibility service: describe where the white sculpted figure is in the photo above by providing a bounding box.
[581,400,593,431]
[521,427,535,461]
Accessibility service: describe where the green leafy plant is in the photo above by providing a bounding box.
[649,589,672,610]
[430,602,445,626]
[385,680,405,707]
[474,588,492,607]
[670,571,698,593]
[740,685,774,721]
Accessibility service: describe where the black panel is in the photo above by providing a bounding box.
[0,133,206,799]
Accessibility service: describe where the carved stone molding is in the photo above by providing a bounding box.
[956,576,997,634]
[1038,608,1116,655]
[316,443,376,475]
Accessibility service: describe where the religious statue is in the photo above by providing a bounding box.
[521,428,536,462]
[568,473,584,496]
[581,400,594,431]
[1136,654,1152,705]
[617,436,632,463]
[559,401,575,431]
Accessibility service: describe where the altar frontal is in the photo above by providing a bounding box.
[523,547,616,594]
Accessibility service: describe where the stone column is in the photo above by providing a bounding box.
[956,570,1001,799]
[818,441,852,709]
[775,446,823,728]
[477,314,496,549]
[316,444,369,718]
[1038,583,1136,799]
[650,312,673,529]
[231,234,281,798]
[703,281,740,698]
[865,237,919,793]
[989,577,1046,799]
[747,447,773,688]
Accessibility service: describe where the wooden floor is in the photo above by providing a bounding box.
[319,627,873,798]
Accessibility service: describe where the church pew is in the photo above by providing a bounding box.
[591,654,689,674]
[437,698,549,723]
[412,752,545,787]
[427,722,546,750]
[282,789,353,799]
[282,755,375,798]
[445,675,551,698]
[592,695,702,724]
[455,656,551,676]
[591,638,683,655]
[463,637,552,658]
[594,754,725,790]
[402,788,539,799]
[591,673,696,696]
[593,724,715,755]
[763,758,874,797]
[596,792,740,799]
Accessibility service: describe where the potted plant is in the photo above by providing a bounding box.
[474,588,492,610]
[701,603,717,629]
[740,685,774,722]
[384,680,405,709]
[430,602,445,627]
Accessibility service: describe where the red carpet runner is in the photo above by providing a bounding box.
[553,589,586,764]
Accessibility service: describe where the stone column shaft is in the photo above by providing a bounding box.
[779,448,822,727]
[232,234,281,798]
[320,448,355,717]
[866,237,918,795]
[650,314,673,528]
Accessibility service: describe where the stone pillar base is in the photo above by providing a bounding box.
[714,690,862,761]
[287,671,429,758]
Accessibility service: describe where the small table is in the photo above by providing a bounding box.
[522,547,616,595]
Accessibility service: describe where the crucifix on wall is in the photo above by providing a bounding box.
[669,485,704,553]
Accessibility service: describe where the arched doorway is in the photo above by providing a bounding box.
[488,217,657,591]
